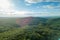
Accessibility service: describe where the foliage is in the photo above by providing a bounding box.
[0,17,60,40]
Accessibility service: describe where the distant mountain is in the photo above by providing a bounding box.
[16,17,60,31]
[16,17,48,26]
[0,17,60,33]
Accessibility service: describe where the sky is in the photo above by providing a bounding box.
[0,0,60,17]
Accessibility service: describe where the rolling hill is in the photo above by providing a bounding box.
[0,17,60,40]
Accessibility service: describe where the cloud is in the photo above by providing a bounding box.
[45,0,60,2]
[0,0,14,12]
[25,0,43,3]
[42,5,60,9]
[0,0,14,14]
[42,5,54,9]
[0,0,60,17]
[25,3,32,6]
[25,0,60,3]
[0,0,10,9]
[0,0,29,17]
[26,12,60,17]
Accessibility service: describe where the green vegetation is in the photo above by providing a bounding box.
[0,17,60,40]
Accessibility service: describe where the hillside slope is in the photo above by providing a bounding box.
[16,17,48,26]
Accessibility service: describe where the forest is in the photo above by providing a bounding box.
[0,17,60,40]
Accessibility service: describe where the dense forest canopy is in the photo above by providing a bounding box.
[0,17,60,40]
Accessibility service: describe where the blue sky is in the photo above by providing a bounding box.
[0,0,60,17]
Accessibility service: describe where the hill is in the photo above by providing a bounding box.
[0,17,60,40]
[16,17,48,26]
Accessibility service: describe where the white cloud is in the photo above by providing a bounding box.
[0,0,60,17]
[0,0,10,9]
[25,0,60,3]
[0,0,30,17]
[36,5,55,9]
[25,3,32,6]
[41,5,60,9]
[0,0,14,12]
[26,12,60,17]
[0,0,16,16]
[25,0,43,3]
[14,11,29,15]
[42,5,54,9]
[45,0,60,2]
